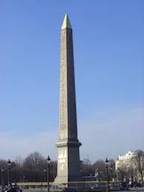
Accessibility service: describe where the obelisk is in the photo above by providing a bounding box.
[54,14,82,184]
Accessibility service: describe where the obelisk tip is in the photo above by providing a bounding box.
[61,14,72,29]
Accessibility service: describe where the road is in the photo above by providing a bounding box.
[112,189,144,192]
[22,188,144,192]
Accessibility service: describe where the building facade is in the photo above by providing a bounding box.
[115,150,144,184]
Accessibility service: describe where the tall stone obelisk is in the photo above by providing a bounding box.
[54,14,82,184]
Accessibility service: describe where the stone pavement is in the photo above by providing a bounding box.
[129,187,144,191]
[22,188,144,192]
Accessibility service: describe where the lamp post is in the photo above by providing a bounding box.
[7,159,11,185]
[110,166,113,181]
[117,168,120,181]
[46,156,51,192]
[1,167,4,192]
[105,158,109,192]
[134,163,138,189]
[44,168,47,183]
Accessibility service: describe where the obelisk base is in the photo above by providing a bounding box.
[54,141,82,186]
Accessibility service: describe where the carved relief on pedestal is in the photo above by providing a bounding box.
[58,148,67,171]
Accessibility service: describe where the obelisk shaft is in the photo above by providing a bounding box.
[54,14,82,184]
[59,15,78,142]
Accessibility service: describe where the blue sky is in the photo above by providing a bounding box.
[0,0,144,162]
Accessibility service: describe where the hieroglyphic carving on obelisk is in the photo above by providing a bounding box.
[54,14,82,184]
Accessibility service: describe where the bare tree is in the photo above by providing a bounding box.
[134,150,144,184]
[23,152,45,181]
[81,158,94,176]
[93,159,107,180]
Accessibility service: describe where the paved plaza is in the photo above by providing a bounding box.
[21,187,144,192]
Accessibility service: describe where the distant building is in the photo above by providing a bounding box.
[115,150,144,183]
[115,151,136,170]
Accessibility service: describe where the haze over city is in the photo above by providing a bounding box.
[0,0,144,162]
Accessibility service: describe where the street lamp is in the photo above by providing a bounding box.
[134,163,137,183]
[46,156,51,192]
[110,166,113,181]
[117,168,120,181]
[105,158,109,192]
[44,168,47,182]
[1,167,4,191]
[7,159,11,185]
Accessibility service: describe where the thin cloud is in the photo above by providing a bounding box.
[0,130,58,160]
[0,107,143,162]
[79,107,144,162]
